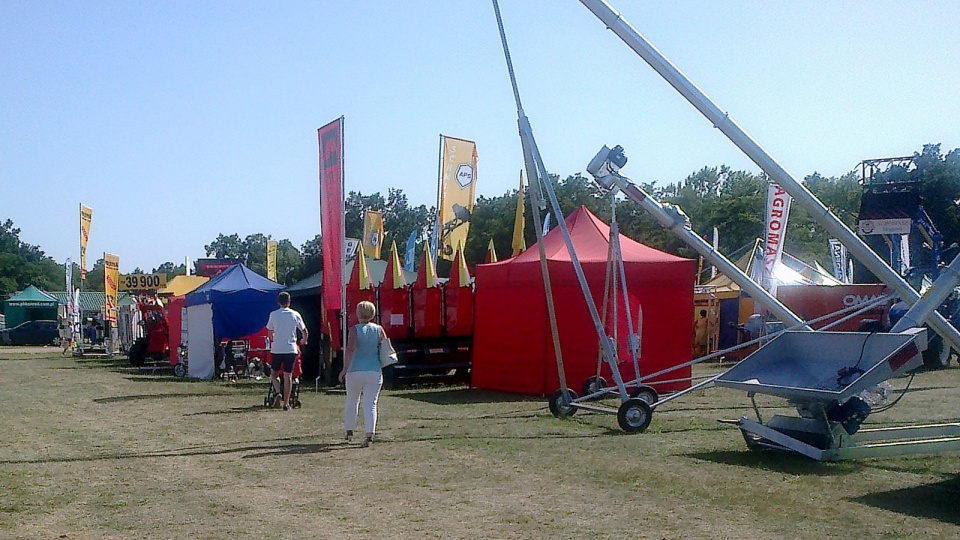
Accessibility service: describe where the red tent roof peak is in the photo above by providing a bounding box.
[494,205,688,265]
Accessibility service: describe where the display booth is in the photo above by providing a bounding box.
[184,264,283,379]
[472,206,696,395]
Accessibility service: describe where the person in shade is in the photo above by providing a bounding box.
[339,300,387,447]
[266,291,308,411]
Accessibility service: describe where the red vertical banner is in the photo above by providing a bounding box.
[319,118,344,314]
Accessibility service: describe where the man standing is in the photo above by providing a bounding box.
[266,291,308,411]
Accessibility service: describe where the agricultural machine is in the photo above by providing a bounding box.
[856,157,960,367]
[127,296,169,368]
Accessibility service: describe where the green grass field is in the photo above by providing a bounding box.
[1,347,959,539]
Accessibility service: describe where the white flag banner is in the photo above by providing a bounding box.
[828,239,848,283]
[763,183,792,294]
[65,258,73,315]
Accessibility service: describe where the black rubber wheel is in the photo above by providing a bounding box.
[548,389,579,418]
[128,338,147,367]
[617,398,652,433]
[263,397,270,408]
[922,335,951,369]
[581,376,608,398]
[173,362,187,378]
[629,385,659,406]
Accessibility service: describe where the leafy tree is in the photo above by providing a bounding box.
[153,261,187,279]
[0,219,65,300]
[204,233,246,260]
[201,233,304,285]
[343,188,433,263]
[300,234,323,278]
[84,258,105,292]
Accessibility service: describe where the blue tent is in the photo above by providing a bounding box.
[185,263,284,339]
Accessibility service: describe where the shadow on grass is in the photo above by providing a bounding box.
[183,405,274,416]
[850,476,960,525]
[0,431,605,465]
[93,391,252,403]
[684,449,861,476]
[51,362,132,370]
[396,388,542,406]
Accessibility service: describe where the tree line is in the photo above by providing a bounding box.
[2,144,957,301]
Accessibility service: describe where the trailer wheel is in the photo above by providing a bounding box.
[581,376,608,399]
[548,389,579,418]
[629,385,659,406]
[617,398,652,433]
[173,362,187,378]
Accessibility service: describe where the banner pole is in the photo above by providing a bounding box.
[433,134,444,264]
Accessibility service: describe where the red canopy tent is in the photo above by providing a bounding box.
[472,206,695,395]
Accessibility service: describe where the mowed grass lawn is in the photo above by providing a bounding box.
[1,347,959,539]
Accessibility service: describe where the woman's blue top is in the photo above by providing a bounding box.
[348,322,382,373]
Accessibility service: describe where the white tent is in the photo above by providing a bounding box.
[186,303,215,379]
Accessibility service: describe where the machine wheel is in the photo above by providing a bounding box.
[617,398,652,433]
[548,389,579,418]
[922,335,951,369]
[128,338,147,367]
[173,362,187,378]
[581,376,608,399]
[629,385,659,406]
[263,397,271,408]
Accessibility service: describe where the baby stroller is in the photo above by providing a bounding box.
[263,353,302,409]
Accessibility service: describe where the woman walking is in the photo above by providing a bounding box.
[339,301,387,447]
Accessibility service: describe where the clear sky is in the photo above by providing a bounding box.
[2,1,958,274]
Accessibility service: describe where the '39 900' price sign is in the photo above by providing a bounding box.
[119,273,168,291]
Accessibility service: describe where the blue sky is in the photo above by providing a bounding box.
[2,1,958,273]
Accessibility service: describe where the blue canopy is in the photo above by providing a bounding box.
[185,264,284,339]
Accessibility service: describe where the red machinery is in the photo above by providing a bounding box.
[127,296,170,367]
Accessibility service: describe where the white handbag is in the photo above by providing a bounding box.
[379,336,398,368]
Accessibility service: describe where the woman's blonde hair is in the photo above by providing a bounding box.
[356,301,376,322]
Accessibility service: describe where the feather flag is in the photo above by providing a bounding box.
[512,171,526,257]
[79,204,92,280]
[363,210,384,259]
[266,240,278,281]
[437,135,478,261]
[404,230,417,272]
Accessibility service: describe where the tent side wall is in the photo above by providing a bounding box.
[471,264,552,394]
[472,258,695,396]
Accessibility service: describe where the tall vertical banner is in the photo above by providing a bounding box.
[762,183,792,293]
[403,230,417,272]
[363,210,384,259]
[80,204,93,279]
[828,239,848,283]
[65,258,74,319]
[266,240,278,281]
[437,135,478,261]
[511,170,526,257]
[104,253,119,323]
[318,117,344,314]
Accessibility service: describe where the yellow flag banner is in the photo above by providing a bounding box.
[363,210,384,259]
[512,171,526,257]
[104,253,119,322]
[438,136,477,261]
[80,204,93,279]
[266,240,278,281]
